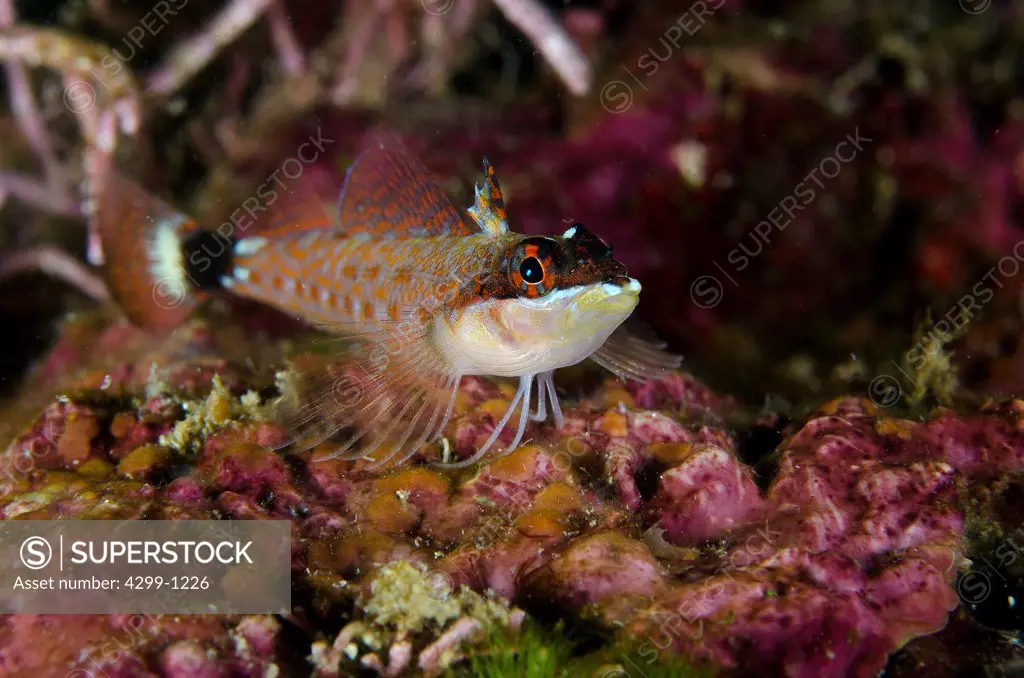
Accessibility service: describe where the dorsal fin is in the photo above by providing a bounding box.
[466,157,509,237]
[335,132,476,238]
[248,177,337,240]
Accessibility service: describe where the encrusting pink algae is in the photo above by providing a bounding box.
[2,311,1024,677]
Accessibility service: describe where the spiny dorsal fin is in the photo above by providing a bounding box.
[466,158,509,237]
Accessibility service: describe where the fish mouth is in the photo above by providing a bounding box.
[565,277,640,329]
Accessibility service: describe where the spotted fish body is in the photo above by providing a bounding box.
[226,233,499,329]
[95,133,681,469]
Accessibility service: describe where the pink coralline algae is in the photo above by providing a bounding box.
[6,311,1024,675]
[5,312,1024,677]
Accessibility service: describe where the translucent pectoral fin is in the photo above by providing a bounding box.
[591,325,682,382]
[275,331,461,471]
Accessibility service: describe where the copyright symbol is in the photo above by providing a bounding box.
[594,664,630,678]
[421,0,455,15]
[152,276,186,310]
[330,375,364,408]
[867,375,901,408]
[689,275,723,309]
[63,80,97,114]
[957,570,991,605]
[39,415,60,447]
[959,0,991,14]
[20,536,52,570]
[600,81,633,114]
[423,570,454,601]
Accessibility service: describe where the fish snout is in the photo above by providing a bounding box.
[608,275,641,295]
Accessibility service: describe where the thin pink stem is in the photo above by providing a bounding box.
[0,173,79,217]
[146,0,276,97]
[491,0,590,96]
[0,245,109,300]
[330,4,382,104]
[268,0,305,76]
[0,0,67,202]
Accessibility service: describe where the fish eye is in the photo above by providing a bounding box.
[510,237,558,297]
[519,257,544,284]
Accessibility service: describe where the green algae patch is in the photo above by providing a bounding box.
[447,617,717,678]
[899,308,971,407]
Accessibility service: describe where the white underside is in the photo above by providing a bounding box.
[433,281,640,377]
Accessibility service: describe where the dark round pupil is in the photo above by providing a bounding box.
[519,257,544,284]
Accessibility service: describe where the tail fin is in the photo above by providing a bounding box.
[94,172,231,331]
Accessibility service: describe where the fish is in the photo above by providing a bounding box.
[93,132,681,469]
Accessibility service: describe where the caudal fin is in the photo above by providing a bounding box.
[93,171,208,331]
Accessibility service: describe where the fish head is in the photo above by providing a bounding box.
[437,223,641,376]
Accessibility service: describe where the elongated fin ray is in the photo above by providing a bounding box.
[436,373,534,469]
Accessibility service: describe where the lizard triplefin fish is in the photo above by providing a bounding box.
[94,133,681,469]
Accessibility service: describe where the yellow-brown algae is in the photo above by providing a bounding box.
[116,444,173,479]
[76,458,114,480]
[373,467,449,501]
[600,386,636,409]
[478,398,513,422]
[531,482,583,513]
[515,509,566,538]
[57,410,100,466]
[648,441,696,466]
[485,444,544,483]
[306,531,399,575]
[597,410,629,438]
[108,412,136,438]
[874,418,917,440]
[365,493,419,534]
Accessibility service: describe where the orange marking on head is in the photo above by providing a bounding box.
[387,302,401,321]
[364,265,380,280]
[363,302,375,321]
[342,265,357,278]
[272,276,284,292]
[488,304,503,325]
[374,286,388,301]
[343,296,353,315]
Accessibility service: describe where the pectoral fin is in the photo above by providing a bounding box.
[591,325,682,382]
